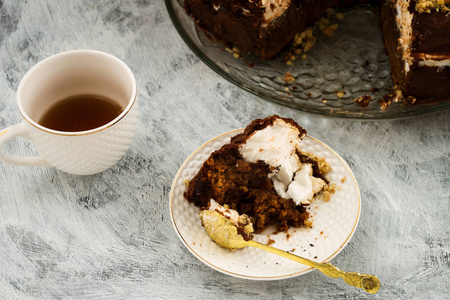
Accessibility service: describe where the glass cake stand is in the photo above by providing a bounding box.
[165,0,450,120]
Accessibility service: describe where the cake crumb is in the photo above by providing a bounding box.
[354,95,372,107]
[284,72,295,83]
[226,47,242,59]
[341,176,347,183]
[403,95,417,105]
[321,183,337,202]
[304,219,314,228]
[318,16,339,37]
[267,239,275,246]
[184,179,190,187]
[322,23,339,37]
[336,91,346,98]
[379,89,401,110]
[287,27,316,64]
[300,151,332,175]
[326,8,336,16]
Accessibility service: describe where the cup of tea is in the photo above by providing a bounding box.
[0,50,138,175]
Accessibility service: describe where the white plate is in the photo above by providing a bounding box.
[170,129,361,280]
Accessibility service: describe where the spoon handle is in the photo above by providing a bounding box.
[247,240,380,294]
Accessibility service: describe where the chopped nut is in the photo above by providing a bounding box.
[336,91,346,98]
[416,0,450,13]
[378,97,392,110]
[322,191,331,202]
[354,95,372,107]
[379,89,403,110]
[304,219,314,228]
[322,23,339,37]
[403,95,417,105]
[321,183,336,202]
[290,27,316,63]
[284,72,295,83]
[227,47,242,59]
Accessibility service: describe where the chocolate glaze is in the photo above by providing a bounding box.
[411,8,450,56]
[406,63,450,101]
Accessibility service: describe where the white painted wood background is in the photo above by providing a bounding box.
[0,0,449,299]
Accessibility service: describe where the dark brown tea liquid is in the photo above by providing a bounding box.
[38,95,123,132]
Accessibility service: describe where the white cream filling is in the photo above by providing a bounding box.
[238,119,304,186]
[395,0,413,74]
[273,164,326,205]
[418,59,450,67]
[238,118,325,205]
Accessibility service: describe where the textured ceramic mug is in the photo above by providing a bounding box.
[0,50,138,175]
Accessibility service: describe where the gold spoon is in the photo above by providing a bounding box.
[200,210,380,294]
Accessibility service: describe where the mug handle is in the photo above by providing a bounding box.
[0,122,51,167]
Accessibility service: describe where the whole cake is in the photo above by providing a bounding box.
[184,0,450,102]
[184,115,331,233]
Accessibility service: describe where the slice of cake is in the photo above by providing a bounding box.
[185,115,331,233]
[381,0,450,102]
[184,0,340,60]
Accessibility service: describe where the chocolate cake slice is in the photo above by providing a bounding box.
[184,0,340,60]
[381,0,450,102]
[184,115,330,233]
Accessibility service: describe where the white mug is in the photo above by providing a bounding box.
[0,50,138,175]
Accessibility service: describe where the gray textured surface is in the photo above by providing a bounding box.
[0,0,449,299]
